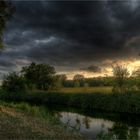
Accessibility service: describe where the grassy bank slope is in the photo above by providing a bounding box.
[0,102,84,140]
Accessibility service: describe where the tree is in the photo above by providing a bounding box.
[59,74,67,81]
[131,69,140,77]
[2,72,26,92]
[0,0,14,48]
[112,64,129,93]
[73,74,84,81]
[54,74,67,89]
[73,74,85,87]
[131,68,140,90]
[21,62,56,90]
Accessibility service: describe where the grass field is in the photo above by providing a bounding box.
[50,86,112,94]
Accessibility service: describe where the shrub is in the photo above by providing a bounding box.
[112,64,129,93]
[2,72,26,93]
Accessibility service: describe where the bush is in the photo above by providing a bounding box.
[2,72,26,93]
[112,65,129,93]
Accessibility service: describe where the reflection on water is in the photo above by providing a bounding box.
[55,112,140,139]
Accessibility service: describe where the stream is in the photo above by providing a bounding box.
[49,107,140,139]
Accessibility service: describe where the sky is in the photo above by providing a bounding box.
[2,0,140,79]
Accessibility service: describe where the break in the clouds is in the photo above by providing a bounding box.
[1,0,140,78]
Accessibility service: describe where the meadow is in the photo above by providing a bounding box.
[49,86,112,94]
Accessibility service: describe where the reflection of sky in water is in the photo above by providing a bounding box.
[59,112,113,139]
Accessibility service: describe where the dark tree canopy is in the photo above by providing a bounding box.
[73,74,85,81]
[57,74,67,81]
[0,0,14,48]
[2,72,26,92]
[21,62,56,90]
[73,74,85,87]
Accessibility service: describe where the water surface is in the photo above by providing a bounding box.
[53,110,140,139]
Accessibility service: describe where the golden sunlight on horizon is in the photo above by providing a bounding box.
[58,59,140,80]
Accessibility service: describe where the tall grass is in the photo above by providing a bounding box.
[0,101,60,125]
[49,87,112,94]
[0,90,140,114]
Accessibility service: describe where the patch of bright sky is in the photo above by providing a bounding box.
[34,36,56,44]
[59,59,140,79]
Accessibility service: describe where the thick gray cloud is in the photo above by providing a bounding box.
[81,65,102,73]
[1,0,140,76]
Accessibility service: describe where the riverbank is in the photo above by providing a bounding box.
[0,101,85,140]
[0,91,140,114]
[1,101,140,140]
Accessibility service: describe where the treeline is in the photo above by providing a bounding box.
[63,76,140,88]
[2,62,140,94]
[63,77,114,87]
[1,62,114,92]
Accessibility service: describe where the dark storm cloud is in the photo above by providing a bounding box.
[81,65,102,73]
[2,0,140,74]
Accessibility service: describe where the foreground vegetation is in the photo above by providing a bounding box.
[0,90,140,114]
[0,101,84,139]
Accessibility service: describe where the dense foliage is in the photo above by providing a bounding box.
[63,77,114,87]
[21,62,56,90]
[2,63,56,92]
[1,91,140,114]
[0,0,14,48]
[2,72,26,92]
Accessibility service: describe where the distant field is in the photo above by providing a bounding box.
[51,86,112,94]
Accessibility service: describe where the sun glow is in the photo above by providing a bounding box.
[59,59,140,80]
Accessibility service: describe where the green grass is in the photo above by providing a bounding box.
[1,91,140,114]
[0,101,85,140]
[0,87,140,114]
[49,86,112,94]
